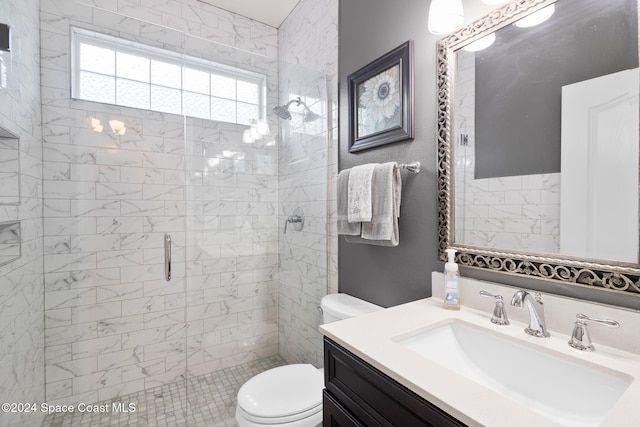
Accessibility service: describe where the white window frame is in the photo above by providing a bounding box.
[70,27,267,124]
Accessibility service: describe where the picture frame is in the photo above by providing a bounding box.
[348,40,414,153]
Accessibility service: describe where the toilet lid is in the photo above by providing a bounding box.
[237,364,324,419]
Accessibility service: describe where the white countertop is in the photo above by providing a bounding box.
[319,296,640,427]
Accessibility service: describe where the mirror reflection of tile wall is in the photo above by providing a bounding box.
[454,50,561,253]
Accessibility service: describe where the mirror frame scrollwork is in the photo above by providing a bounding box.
[436,0,640,296]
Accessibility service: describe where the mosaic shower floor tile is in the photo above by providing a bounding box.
[41,356,286,427]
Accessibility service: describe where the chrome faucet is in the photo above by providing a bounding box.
[479,291,509,325]
[510,290,550,337]
[568,313,619,351]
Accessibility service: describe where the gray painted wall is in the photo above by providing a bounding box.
[338,0,438,307]
[338,0,640,311]
[338,0,497,307]
[475,0,638,179]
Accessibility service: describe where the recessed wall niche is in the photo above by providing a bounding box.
[0,125,20,205]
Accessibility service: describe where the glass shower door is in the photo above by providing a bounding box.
[182,32,280,424]
[40,7,190,425]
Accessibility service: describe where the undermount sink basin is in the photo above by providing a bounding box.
[396,320,633,427]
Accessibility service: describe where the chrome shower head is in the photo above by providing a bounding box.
[272,105,292,120]
[273,97,321,122]
[302,109,320,123]
[272,98,300,120]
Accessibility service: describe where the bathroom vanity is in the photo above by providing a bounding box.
[320,274,640,427]
[323,337,465,426]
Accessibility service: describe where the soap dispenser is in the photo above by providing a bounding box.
[443,248,460,310]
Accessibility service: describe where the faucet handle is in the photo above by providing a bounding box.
[479,291,510,326]
[568,313,620,352]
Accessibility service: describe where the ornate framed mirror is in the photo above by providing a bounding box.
[437,0,640,296]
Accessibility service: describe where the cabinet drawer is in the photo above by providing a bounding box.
[324,337,466,427]
[323,390,363,427]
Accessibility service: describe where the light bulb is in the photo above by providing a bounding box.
[514,4,555,28]
[463,33,496,52]
[90,117,103,132]
[109,119,126,135]
[250,125,260,140]
[242,129,255,143]
[256,119,270,136]
[428,0,464,35]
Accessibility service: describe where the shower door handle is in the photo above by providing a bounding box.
[164,233,171,281]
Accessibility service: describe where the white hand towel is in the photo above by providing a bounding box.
[337,169,362,235]
[345,162,401,247]
[347,163,376,223]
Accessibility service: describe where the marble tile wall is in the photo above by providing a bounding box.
[0,0,46,426]
[183,117,280,377]
[277,0,339,368]
[40,0,279,405]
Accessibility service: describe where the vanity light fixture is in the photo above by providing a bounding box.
[514,4,555,28]
[256,118,270,135]
[242,129,255,143]
[428,0,464,35]
[463,33,496,52]
[90,117,103,133]
[109,119,126,136]
[242,118,270,144]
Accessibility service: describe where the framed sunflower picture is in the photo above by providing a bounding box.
[348,40,414,152]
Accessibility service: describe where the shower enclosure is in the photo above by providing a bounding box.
[40,1,281,404]
[1,0,337,424]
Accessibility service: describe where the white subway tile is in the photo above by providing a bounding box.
[96,217,145,234]
[70,200,121,217]
[46,357,98,383]
[45,253,97,273]
[70,234,121,252]
[96,250,144,268]
[73,368,122,395]
[44,181,96,200]
[72,302,122,324]
[72,336,122,359]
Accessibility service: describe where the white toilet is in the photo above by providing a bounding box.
[235,293,383,427]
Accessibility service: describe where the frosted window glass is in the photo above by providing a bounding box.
[116,51,150,82]
[211,97,236,123]
[79,43,115,75]
[184,68,209,94]
[237,102,259,126]
[79,71,115,104]
[211,74,236,99]
[73,30,266,126]
[116,79,150,109]
[151,85,182,115]
[237,80,259,104]
[183,91,210,119]
[151,60,181,88]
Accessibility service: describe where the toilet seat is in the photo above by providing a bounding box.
[236,402,322,424]
[236,364,323,424]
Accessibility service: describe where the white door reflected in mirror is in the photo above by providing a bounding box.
[560,69,639,263]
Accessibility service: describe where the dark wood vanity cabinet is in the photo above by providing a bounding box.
[323,337,467,427]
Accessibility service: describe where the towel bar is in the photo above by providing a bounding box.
[338,162,421,176]
[395,162,421,174]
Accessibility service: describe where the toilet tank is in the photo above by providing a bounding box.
[321,293,383,323]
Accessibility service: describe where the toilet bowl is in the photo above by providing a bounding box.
[235,293,382,427]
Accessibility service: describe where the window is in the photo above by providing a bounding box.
[71,27,266,125]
